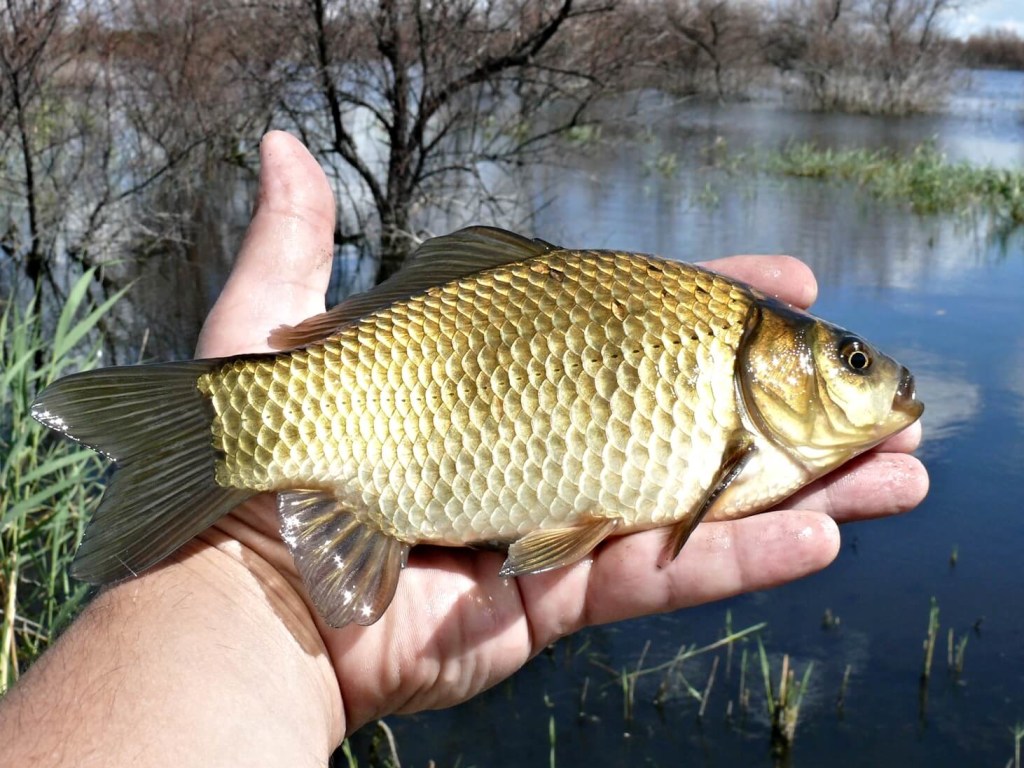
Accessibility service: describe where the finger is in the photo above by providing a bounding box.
[517,511,839,642]
[198,131,336,358]
[698,254,818,309]
[784,452,928,523]
[877,420,922,453]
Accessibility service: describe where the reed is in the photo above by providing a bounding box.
[577,675,590,720]
[1011,722,1024,768]
[836,664,852,716]
[619,639,650,726]
[696,655,719,720]
[724,609,734,677]
[337,740,360,768]
[0,271,126,693]
[758,639,814,758]
[921,597,941,683]
[947,630,968,678]
[738,647,750,716]
[548,714,557,768]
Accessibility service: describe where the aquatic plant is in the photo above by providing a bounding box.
[620,639,651,726]
[738,647,751,717]
[590,617,765,731]
[549,713,557,768]
[758,639,814,758]
[370,721,402,768]
[1011,722,1024,768]
[921,596,941,683]
[763,141,1024,226]
[836,664,852,715]
[821,608,841,630]
[0,270,124,693]
[947,629,969,678]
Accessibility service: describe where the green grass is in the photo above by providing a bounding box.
[0,270,124,693]
[764,140,1024,224]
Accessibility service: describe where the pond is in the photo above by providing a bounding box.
[344,70,1024,766]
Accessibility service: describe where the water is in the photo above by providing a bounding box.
[345,71,1024,765]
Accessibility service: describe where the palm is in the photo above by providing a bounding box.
[197,132,926,734]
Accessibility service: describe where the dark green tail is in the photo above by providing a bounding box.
[32,361,254,584]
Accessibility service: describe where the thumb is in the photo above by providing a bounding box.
[197,131,336,358]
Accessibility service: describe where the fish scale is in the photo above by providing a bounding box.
[32,226,922,627]
[198,249,755,544]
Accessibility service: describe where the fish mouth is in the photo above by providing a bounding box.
[893,366,924,419]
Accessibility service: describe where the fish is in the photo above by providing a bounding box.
[31,226,923,627]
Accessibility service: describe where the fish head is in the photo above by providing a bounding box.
[738,301,924,473]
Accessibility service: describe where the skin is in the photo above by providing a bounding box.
[0,131,928,766]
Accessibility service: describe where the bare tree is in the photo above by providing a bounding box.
[260,0,623,281]
[94,0,290,354]
[959,28,1024,69]
[765,0,854,110]
[862,0,960,112]
[1,0,71,297]
[661,0,765,99]
[2,0,637,357]
[767,0,962,113]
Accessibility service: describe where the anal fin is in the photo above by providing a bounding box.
[665,434,757,560]
[499,517,620,577]
[278,490,409,628]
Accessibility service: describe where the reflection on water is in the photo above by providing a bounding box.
[1007,336,1024,427]
[357,71,1024,768]
[532,148,986,291]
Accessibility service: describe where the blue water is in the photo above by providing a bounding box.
[347,71,1024,766]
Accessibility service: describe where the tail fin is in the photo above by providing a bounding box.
[31,361,255,584]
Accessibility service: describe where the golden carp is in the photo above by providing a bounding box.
[32,227,923,627]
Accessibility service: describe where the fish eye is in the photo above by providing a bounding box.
[839,337,873,374]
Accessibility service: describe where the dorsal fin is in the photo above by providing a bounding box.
[408,225,556,266]
[268,226,557,349]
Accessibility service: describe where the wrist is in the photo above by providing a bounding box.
[195,507,347,746]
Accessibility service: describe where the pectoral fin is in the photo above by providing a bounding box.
[665,434,757,560]
[278,490,409,627]
[499,517,620,577]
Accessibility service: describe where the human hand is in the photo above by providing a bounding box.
[195,131,928,736]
